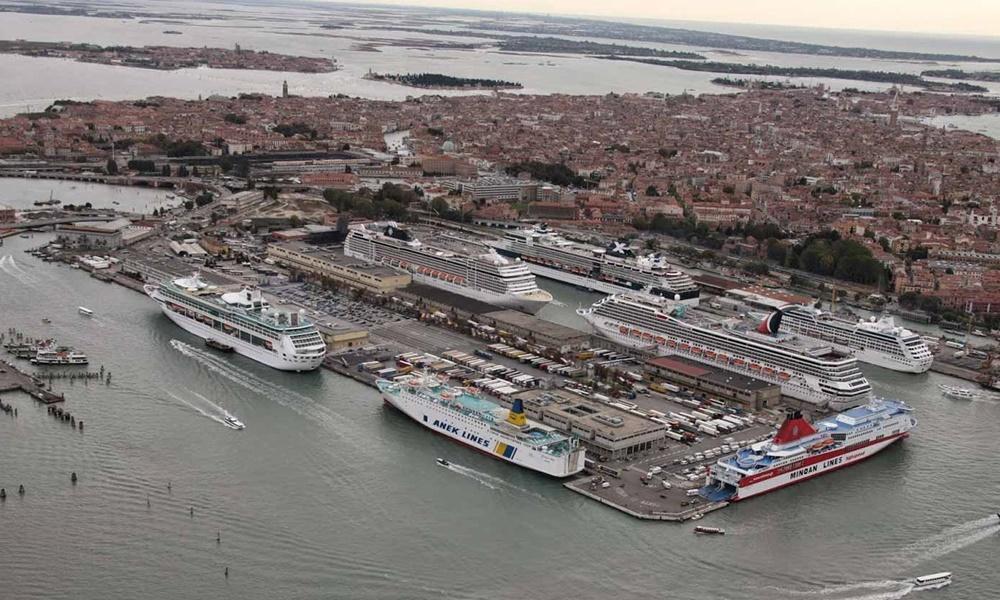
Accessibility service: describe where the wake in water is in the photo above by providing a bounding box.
[775,515,999,599]
[442,462,549,500]
[168,339,361,440]
[164,389,242,430]
[896,514,1000,566]
[0,254,38,285]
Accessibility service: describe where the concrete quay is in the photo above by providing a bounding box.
[564,419,772,521]
[0,359,65,404]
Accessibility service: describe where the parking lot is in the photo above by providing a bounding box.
[265,282,409,328]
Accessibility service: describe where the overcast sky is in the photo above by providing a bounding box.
[350,0,1000,37]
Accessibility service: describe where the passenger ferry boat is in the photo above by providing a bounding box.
[144,274,326,371]
[777,305,932,373]
[490,225,700,305]
[345,223,552,314]
[578,293,873,410]
[377,374,586,477]
[31,347,88,365]
[701,400,916,501]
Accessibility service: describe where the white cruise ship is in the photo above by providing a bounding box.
[490,225,700,305]
[145,274,326,371]
[777,306,932,373]
[377,374,586,477]
[578,294,872,410]
[345,223,552,314]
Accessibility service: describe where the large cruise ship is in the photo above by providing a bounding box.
[490,225,700,305]
[701,400,916,501]
[345,223,552,314]
[377,374,586,477]
[777,305,933,373]
[578,294,873,410]
[145,274,326,371]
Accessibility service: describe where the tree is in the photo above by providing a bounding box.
[106,158,118,175]
[161,164,171,177]
[177,164,189,177]
[645,185,660,196]
[289,214,303,228]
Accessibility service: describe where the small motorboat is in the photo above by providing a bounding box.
[436,458,450,468]
[78,307,94,317]
[690,513,704,521]
[205,339,235,353]
[693,525,725,535]
[224,415,245,430]
[912,572,952,589]
[940,384,976,401]
[41,318,51,324]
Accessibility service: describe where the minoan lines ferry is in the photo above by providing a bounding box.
[145,273,326,371]
[701,400,916,501]
[377,374,585,477]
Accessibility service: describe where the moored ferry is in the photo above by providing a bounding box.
[490,225,700,305]
[777,305,932,373]
[145,274,326,371]
[578,293,872,410]
[377,374,586,477]
[701,400,916,501]
[345,222,552,314]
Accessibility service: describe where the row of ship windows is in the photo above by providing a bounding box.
[598,305,863,380]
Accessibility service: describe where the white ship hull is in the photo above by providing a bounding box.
[585,315,866,410]
[852,345,931,373]
[521,261,700,306]
[149,290,324,372]
[727,432,907,500]
[381,387,585,477]
[408,270,550,314]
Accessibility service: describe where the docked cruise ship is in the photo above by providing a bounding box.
[377,374,586,477]
[345,223,552,314]
[490,225,700,305]
[701,400,916,501]
[578,294,873,410]
[145,274,326,371]
[777,305,933,373]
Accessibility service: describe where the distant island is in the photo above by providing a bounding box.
[599,56,990,93]
[921,69,1000,83]
[0,40,339,73]
[711,77,805,90]
[496,36,704,59]
[365,72,523,90]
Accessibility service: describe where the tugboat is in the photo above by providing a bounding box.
[436,458,451,468]
[205,339,235,353]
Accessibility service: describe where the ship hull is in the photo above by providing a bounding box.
[380,388,585,477]
[493,243,700,307]
[729,432,908,501]
[407,270,551,314]
[584,314,868,410]
[148,289,323,372]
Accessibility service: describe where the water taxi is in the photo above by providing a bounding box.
[912,572,951,589]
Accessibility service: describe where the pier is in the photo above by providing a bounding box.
[0,359,66,404]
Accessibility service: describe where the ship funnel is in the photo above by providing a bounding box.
[506,398,527,427]
[772,409,816,446]
[757,311,783,335]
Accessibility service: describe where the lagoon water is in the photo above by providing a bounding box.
[1,227,999,599]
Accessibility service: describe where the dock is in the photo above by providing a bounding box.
[0,359,65,404]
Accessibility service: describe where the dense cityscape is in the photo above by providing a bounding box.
[2,1,1000,599]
